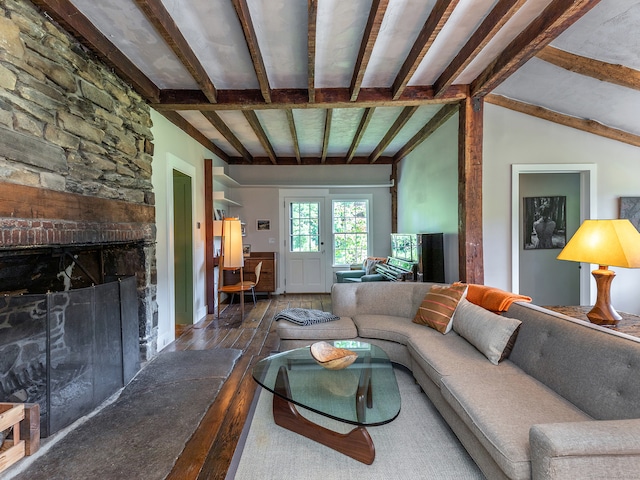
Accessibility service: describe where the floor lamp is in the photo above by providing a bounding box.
[217,218,245,319]
[557,219,640,325]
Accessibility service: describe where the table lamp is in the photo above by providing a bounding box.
[557,219,640,325]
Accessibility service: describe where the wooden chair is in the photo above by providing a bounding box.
[230,261,262,306]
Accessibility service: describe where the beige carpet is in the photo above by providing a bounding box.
[228,367,486,479]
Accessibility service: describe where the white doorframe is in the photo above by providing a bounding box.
[511,164,597,304]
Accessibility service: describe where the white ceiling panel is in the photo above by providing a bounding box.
[255,110,296,157]
[177,111,237,155]
[292,109,325,156]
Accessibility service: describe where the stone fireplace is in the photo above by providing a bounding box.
[0,0,161,436]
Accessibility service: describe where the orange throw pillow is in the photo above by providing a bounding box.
[413,284,468,334]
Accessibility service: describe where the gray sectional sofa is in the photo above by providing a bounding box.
[275,282,640,480]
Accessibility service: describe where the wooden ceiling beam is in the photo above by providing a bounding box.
[392,0,460,100]
[156,85,467,111]
[308,0,318,103]
[368,106,419,163]
[30,0,160,103]
[159,111,230,162]
[349,0,389,102]
[225,156,396,166]
[434,0,526,97]
[487,94,640,148]
[243,111,277,165]
[346,108,375,164]
[393,103,458,162]
[537,46,640,91]
[286,109,302,165]
[471,0,602,97]
[202,111,253,163]
[134,0,217,103]
[321,109,333,163]
[232,0,272,103]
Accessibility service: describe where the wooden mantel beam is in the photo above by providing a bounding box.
[458,96,484,284]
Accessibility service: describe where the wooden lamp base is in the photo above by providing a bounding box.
[587,266,622,326]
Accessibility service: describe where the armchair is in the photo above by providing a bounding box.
[335,257,388,283]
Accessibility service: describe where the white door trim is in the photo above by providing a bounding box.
[511,164,597,304]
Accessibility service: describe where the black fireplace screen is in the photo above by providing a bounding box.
[0,277,140,436]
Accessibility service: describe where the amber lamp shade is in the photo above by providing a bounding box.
[557,219,640,326]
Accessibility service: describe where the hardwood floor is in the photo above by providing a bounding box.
[165,293,332,480]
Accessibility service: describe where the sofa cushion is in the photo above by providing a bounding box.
[413,283,468,333]
[353,314,427,345]
[407,331,515,388]
[441,370,591,480]
[275,316,357,341]
[453,299,522,365]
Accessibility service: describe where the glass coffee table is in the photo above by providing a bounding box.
[252,341,400,464]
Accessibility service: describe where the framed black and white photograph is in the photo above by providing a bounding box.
[620,197,640,232]
[523,196,567,250]
[243,244,251,257]
[257,219,270,231]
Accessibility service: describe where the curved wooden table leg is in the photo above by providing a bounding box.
[272,365,375,465]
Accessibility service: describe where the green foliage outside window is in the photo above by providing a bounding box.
[333,200,368,265]
[290,202,320,252]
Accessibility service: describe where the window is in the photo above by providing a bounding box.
[332,200,368,265]
[289,202,320,252]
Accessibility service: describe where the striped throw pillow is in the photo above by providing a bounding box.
[413,284,468,334]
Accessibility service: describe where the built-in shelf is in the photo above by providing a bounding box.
[212,167,240,188]
[213,191,241,206]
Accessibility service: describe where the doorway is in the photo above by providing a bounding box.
[511,164,597,305]
[173,170,194,325]
[284,197,327,293]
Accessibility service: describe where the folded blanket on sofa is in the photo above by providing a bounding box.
[274,308,340,326]
[456,283,532,313]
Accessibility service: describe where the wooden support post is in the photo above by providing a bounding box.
[458,96,484,284]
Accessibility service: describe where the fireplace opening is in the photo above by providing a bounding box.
[0,242,146,436]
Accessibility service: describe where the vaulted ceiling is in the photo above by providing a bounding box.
[32,0,640,165]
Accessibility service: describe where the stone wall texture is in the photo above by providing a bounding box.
[0,0,154,203]
[0,0,159,359]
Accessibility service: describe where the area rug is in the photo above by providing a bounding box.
[8,348,242,480]
[228,367,486,479]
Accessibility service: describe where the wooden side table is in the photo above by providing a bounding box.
[544,305,640,338]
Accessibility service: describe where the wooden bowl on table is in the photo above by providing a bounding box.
[310,341,358,370]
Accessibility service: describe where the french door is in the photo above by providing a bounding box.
[284,198,327,293]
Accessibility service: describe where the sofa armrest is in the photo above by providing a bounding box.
[530,419,640,480]
[360,274,385,282]
[335,270,365,283]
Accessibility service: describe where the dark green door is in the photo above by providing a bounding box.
[173,170,193,325]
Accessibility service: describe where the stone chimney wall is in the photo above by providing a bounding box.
[0,0,159,359]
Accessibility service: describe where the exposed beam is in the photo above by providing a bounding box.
[232,0,272,103]
[308,0,318,103]
[458,96,484,284]
[225,156,396,166]
[487,94,640,148]
[204,159,215,314]
[392,0,460,100]
[346,108,375,164]
[349,0,389,102]
[537,46,640,92]
[158,111,230,162]
[202,112,253,163]
[286,109,302,165]
[434,0,526,97]
[393,103,459,162]
[368,106,419,163]
[134,0,217,103]
[471,0,602,97]
[321,109,333,163]
[243,111,277,165]
[30,0,160,103]
[156,86,468,111]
